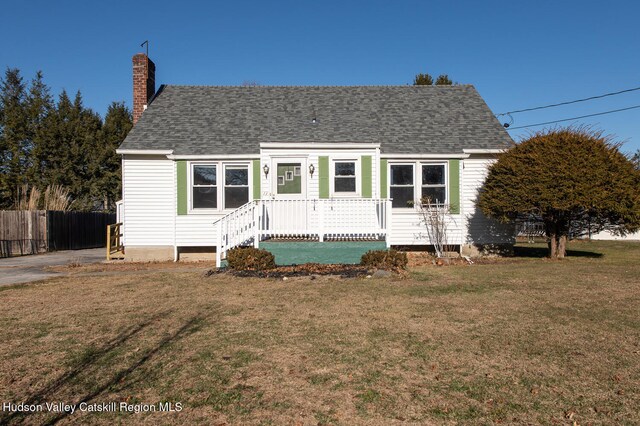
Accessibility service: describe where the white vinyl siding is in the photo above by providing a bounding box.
[388,212,463,246]
[122,155,175,246]
[175,214,219,246]
[462,156,515,245]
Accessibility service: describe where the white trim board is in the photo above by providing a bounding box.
[116,149,174,155]
[462,149,506,154]
[260,142,380,149]
[168,154,258,160]
[381,153,469,159]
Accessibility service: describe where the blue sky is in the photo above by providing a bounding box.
[2,0,639,154]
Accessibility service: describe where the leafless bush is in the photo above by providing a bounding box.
[417,197,455,258]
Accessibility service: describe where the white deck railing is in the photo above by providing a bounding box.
[215,198,392,267]
[215,200,260,267]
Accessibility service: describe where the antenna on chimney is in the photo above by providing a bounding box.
[140,40,149,57]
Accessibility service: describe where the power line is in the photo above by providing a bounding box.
[496,86,640,116]
[505,104,640,130]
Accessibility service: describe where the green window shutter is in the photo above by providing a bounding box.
[319,156,329,199]
[361,155,372,198]
[252,159,261,200]
[448,159,460,214]
[176,161,188,215]
[380,159,388,199]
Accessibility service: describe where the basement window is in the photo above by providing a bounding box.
[192,165,217,209]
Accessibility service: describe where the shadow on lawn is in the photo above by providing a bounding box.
[513,245,603,259]
[1,311,209,426]
[42,314,208,425]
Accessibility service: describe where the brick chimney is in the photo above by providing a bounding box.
[132,53,156,124]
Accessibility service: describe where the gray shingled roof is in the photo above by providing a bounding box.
[119,85,513,155]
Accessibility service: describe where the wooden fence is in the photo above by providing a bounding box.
[0,210,116,258]
[0,210,47,257]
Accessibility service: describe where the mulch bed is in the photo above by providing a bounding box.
[205,263,376,278]
[203,255,522,279]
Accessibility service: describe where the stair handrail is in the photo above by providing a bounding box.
[215,200,259,267]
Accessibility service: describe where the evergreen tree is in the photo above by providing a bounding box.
[69,91,103,210]
[40,90,102,210]
[413,73,434,86]
[97,102,132,210]
[0,68,29,207]
[1,68,131,211]
[42,90,74,189]
[435,74,453,85]
[479,128,640,258]
[25,71,53,188]
[414,73,456,86]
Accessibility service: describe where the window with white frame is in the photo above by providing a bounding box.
[390,164,414,208]
[224,165,249,209]
[334,161,357,193]
[192,165,217,209]
[421,164,446,204]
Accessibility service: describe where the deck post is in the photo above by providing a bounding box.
[385,199,392,248]
[253,201,259,248]
[318,199,324,242]
[106,224,111,260]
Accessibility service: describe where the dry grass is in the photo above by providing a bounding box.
[13,184,72,211]
[0,241,639,425]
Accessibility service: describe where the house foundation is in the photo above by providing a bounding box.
[461,243,514,257]
[124,246,174,262]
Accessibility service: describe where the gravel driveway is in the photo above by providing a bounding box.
[0,248,104,286]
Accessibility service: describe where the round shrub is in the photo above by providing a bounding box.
[360,249,408,270]
[226,247,276,271]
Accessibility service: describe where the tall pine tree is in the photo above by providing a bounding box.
[40,90,102,209]
[98,102,132,210]
[0,68,29,207]
[25,71,53,188]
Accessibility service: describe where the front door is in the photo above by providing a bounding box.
[272,158,306,199]
[269,158,308,234]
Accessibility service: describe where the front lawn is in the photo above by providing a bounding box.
[1,241,638,425]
